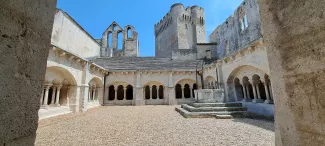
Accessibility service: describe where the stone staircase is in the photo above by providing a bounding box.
[175,102,248,119]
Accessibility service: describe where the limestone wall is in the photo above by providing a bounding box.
[258,0,325,145]
[209,0,262,59]
[0,0,57,145]
[51,9,101,58]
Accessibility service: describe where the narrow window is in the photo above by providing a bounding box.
[118,32,123,50]
[108,32,112,48]
[244,15,249,28]
[127,28,132,39]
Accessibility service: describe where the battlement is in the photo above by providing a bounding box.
[154,3,205,37]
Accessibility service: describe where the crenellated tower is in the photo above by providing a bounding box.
[154,3,206,58]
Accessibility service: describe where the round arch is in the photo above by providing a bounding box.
[175,78,196,87]
[45,66,77,86]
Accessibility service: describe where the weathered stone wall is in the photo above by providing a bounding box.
[209,0,262,59]
[258,0,325,145]
[51,10,101,58]
[0,0,57,145]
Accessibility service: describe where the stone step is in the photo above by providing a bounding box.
[189,102,243,108]
[175,107,247,118]
[181,104,247,112]
[215,115,244,119]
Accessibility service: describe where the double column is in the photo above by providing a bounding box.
[88,86,98,102]
[41,84,62,108]
[264,81,274,104]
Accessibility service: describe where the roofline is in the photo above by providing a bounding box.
[56,8,101,47]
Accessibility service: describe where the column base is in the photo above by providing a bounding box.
[242,98,252,102]
[264,100,274,104]
[40,105,49,109]
[252,99,264,103]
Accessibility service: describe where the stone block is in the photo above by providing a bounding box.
[194,89,225,103]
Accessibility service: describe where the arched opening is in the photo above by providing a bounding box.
[175,84,182,99]
[152,85,158,99]
[234,78,244,100]
[118,32,123,50]
[126,85,133,100]
[158,85,164,99]
[117,85,124,100]
[184,84,191,98]
[145,85,150,99]
[253,74,266,101]
[108,85,115,101]
[108,32,112,48]
[243,76,254,100]
[43,67,77,107]
[127,28,132,39]
[113,24,117,31]
[192,84,197,98]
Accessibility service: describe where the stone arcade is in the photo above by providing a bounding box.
[2,0,325,145]
[38,0,275,119]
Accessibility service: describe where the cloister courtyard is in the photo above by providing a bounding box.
[36,106,274,146]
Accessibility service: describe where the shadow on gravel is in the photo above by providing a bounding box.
[232,118,275,132]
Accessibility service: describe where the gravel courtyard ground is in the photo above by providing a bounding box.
[36,106,275,146]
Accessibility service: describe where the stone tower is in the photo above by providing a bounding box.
[154,3,206,58]
[100,22,139,57]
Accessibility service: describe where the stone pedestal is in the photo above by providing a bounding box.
[252,99,264,103]
[194,89,225,103]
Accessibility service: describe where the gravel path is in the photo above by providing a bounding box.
[36,106,275,146]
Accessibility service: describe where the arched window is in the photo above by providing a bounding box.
[145,85,150,99]
[192,84,197,98]
[159,85,164,99]
[108,85,115,101]
[175,84,182,99]
[118,32,123,50]
[126,85,133,100]
[184,84,191,98]
[117,85,124,100]
[127,28,132,39]
[239,8,248,31]
[113,24,117,31]
[108,32,112,48]
[152,85,158,99]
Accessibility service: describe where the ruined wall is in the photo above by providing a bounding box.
[0,0,57,145]
[258,0,325,145]
[155,4,206,58]
[209,0,262,59]
[51,10,101,58]
[100,22,139,57]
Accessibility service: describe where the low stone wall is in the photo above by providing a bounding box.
[241,102,274,120]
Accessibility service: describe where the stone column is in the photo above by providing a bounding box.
[114,87,118,102]
[242,85,247,101]
[40,88,44,105]
[252,84,258,103]
[123,87,127,100]
[42,85,51,106]
[256,84,261,99]
[88,88,91,102]
[268,84,273,100]
[50,87,57,105]
[264,82,273,104]
[55,86,62,106]
[93,88,96,101]
[233,85,238,102]
[149,85,152,99]
[156,87,159,99]
[190,87,193,98]
[245,85,251,100]
[181,87,185,99]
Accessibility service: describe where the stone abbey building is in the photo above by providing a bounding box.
[40,0,274,119]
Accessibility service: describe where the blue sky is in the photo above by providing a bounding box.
[57,0,243,56]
